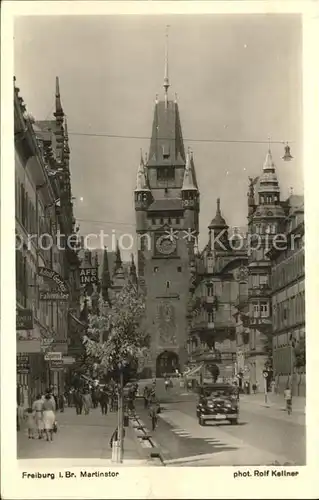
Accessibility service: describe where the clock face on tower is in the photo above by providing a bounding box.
[155,234,177,255]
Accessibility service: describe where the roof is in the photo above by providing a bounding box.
[148,198,183,212]
[135,155,150,192]
[147,100,186,167]
[208,198,227,229]
[258,148,280,194]
[34,120,57,142]
[182,151,198,191]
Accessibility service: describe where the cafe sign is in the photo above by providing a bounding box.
[16,309,34,330]
[80,267,98,285]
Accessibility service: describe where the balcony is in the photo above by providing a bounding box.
[248,285,272,298]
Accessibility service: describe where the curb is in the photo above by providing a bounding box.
[129,415,166,466]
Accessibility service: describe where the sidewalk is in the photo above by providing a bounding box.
[240,393,306,413]
[17,406,148,464]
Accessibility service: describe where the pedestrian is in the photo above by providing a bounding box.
[58,393,65,413]
[100,389,109,415]
[82,389,92,415]
[74,389,83,415]
[143,386,149,409]
[284,386,292,415]
[164,378,169,391]
[17,402,25,431]
[252,383,257,395]
[42,393,56,442]
[32,394,44,439]
[25,408,35,439]
[148,392,159,431]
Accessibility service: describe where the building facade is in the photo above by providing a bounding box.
[15,77,81,406]
[268,195,305,396]
[188,199,248,381]
[134,68,199,377]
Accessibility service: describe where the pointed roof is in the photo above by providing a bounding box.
[101,248,111,302]
[54,76,64,118]
[182,150,198,191]
[258,148,280,194]
[135,151,150,192]
[148,100,186,167]
[114,241,122,271]
[208,198,228,229]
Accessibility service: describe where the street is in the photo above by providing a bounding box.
[134,387,305,467]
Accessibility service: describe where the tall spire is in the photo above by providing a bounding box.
[163,25,170,108]
[135,150,150,192]
[54,76,64,118]
[182,150,198,191]
[209,198,227,229]
[101,247,111,303]
[114,240,122,271]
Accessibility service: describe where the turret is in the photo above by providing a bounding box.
[208,198,229,250]
[181,150,199,231]
[134,151,152,232]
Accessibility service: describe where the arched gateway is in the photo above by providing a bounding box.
[156,351,179,378]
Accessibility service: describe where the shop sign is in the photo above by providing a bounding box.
[63,356,76,365]
[44,352,62,361]
[16,309,34,330]
[39,289,69,301]
[80,267,98,285]
[17,354,30,374]
[50,359,64,371]
[38,267,69,293]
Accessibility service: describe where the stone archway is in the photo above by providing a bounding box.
[156,351,179,378]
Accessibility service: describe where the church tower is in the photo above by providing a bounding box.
[134,32,200,377]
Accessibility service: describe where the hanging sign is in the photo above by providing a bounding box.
[39,289,69,301]
[45,352,62,361]
[80,267,98,285]
[50,359,64,371]
[38,267,69,293]
[16,309,34,330]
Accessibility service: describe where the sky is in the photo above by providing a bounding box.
[14,14,303,259]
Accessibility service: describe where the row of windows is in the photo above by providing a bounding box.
[273,292,305,331]
[250,274,269,288]
[272,251,304,290]
[151,217,181,226]
[253,223,277,234]
[259,194,279,204]
[251,301,270,318]
[275,237,304,265]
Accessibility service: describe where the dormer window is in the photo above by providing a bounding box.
[162,144,170,159]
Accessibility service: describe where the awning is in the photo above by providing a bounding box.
[185,363,204,378]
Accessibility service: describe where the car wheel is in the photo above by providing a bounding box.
[230,419,238,425]
[199,417,205,426]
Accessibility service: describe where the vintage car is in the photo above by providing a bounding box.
[196,383,239,426]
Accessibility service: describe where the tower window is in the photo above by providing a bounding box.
[157,167,174,181]
[166,281,170,289]
[152,218,156,225]
[154,267,159,273]
[177,266,182,272]
[160,218,164,225]
[176,217,180,225]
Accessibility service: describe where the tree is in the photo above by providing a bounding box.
[83,283,148,384]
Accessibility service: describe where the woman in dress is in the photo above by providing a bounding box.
[32,394,44,439]
[42,393,56,442]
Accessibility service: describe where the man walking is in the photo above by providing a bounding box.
[100,389,109,415]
